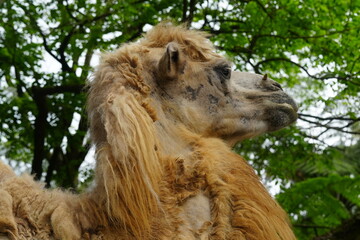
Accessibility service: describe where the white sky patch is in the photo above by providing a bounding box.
[40,51,62,73]
[68,112,81,135]
[218,0,234,11]
[192,20,204,29]
[37,18,51,34]
[76,68,82,78]
[78,145,96,183]
[259,169,292,197]
[84,146,96,167]
[143,24,153,32]
[102,31,123,41]
[61,136,68,153]
[267,179,281,197]
[90,50,101,70]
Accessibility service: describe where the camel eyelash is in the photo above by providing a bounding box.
[214,65,232,82]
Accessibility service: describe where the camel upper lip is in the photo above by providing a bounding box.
[285,97,298,113]
[244,92,298,112]
[281,98,298,112]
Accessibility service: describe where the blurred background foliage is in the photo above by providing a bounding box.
[0,0,359,239]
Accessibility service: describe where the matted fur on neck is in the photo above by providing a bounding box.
[87,46,162,238]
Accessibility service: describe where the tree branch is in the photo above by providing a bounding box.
[298,116,360,135]
[294,224,332,229]
[57,27,77,72]
[32,84,85,95]
[253,0,273,19]
[249,26,358,41]
[299,113,360,122]
[182,0,188,23]
[30,84,85,179]
[17,1,62,64]
[188,0,196,25]
[31,87,48,180]
[254,57,360,87]
[297,131,345,151]
[181,0,196,25]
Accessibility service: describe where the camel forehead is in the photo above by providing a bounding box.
[140,24,220,61]
[141,24,211,48]
[100,25,225,72]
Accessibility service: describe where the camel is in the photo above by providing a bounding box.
[0,23,298,239]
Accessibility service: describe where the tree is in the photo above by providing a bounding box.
[0,0,359,239]
[1,0,181,188]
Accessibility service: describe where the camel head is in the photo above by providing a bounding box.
[88,24,298,149]
[86,23,298,237]
[145,26,298,146]
[153,47,297,145]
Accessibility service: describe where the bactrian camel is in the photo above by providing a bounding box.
[0,23,298,239]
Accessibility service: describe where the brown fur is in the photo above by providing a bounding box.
[0,23,297,239]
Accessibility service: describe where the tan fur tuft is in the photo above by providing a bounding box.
[87,46,162,238]
[141,23,219,61]
[92,92,162,238]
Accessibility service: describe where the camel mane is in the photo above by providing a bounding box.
[88,69,161,238]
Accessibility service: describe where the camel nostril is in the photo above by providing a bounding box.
[273,82,283,91]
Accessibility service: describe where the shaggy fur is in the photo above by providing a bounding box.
[0,23,297,239]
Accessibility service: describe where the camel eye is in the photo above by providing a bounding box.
[215,65,231,82]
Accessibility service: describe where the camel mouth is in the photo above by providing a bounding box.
[266,92,298,119]
[244,91,298,111]
[280,96,299,123]
[266,102,298,132]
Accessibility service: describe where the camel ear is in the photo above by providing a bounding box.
[157,42,186,81]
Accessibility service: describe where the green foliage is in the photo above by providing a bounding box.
[0,0,359,239]
[277,175,360,239]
